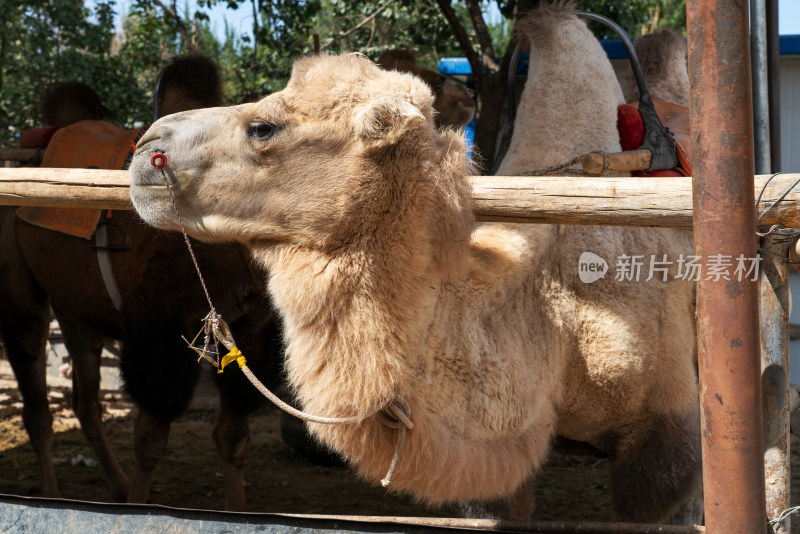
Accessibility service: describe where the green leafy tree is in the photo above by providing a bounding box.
[197,0,322,103]
[204,0,465,104]
[0,0,126,146]
[0,0,685,169]
[0,0,224,148]
[312,0,464,67]
[113,0,222,123]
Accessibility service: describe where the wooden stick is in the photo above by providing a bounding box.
[0,148,43,163]
[581,149,652,174]
[1,168,798,229]
[0,167,132,209]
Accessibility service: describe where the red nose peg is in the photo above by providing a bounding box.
[151,153,167,169]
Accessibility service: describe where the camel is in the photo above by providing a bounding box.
[623,29,689,107]
[494,5,699,522]
[495,10,624,174]
[40,81,117,128]
[128,6,700,523]
[278,49,477,462]
[155,54,226,119]
[378,49,475,128]
[0,56,282,510]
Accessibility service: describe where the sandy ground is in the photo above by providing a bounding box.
[0,326,797,529]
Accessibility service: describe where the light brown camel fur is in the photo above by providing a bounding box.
[623,29,689,107]
[128,7,700,523]
[378,49,475,128]
[496,6,699,522]
[496,10,624,175]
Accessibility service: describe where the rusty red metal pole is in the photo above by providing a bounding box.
[687,0,767,533]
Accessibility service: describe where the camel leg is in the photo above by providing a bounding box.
[127,408,170,503]
[212,391,250,512]
[1,316,58,498]
[669,484,704,526]
[55,309,131,502]
[609,408,702,524]
[457,477,535,520]
[0,212,58,497]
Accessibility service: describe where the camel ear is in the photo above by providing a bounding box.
[356,98,426,144]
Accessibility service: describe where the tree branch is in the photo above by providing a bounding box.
[250,0,260,44]
[152,0,199,54]
[434,0,483,88]
[320,1,393,52]
[464,0,498,72]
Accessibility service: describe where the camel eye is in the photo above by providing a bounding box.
[247,121,282,141]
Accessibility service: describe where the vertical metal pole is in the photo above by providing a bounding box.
[760,236,791,534]
[751,0,771,175]
[686,0,768,532]
[766,0,781,172]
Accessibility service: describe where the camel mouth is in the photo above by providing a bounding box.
[133,184,169,192]
[128,146,178,189]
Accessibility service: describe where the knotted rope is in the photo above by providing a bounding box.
[521,151,610,177]
[150,153,412,487]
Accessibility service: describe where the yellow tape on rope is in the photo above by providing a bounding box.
[217,346,247,373]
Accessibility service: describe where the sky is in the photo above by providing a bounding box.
[778,0,800,35]
[106,0,800,45]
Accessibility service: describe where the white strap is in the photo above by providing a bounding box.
[95,223,123,311]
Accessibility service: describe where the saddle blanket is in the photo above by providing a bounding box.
[16,120,141,239]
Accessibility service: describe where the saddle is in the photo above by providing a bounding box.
[16,120,144,311]
[617,99,692,177]
[17,120,141,239]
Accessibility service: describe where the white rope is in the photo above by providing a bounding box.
[769,505,800,527]
[236,361,412,487]
[377,402,412,487]
[153,155,413,488]
[239,365,367,425]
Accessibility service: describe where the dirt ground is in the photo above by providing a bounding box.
[0,335,797,529]
[0,404,616,520]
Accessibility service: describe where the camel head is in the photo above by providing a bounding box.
[435,78,476,128]
[129,53,472,267]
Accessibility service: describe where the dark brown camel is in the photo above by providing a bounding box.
[0,57,282,510]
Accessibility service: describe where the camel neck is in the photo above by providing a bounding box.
[251,239,441,416]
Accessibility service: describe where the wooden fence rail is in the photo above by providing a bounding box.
[0,168,798,229]
[0,148,42,163]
